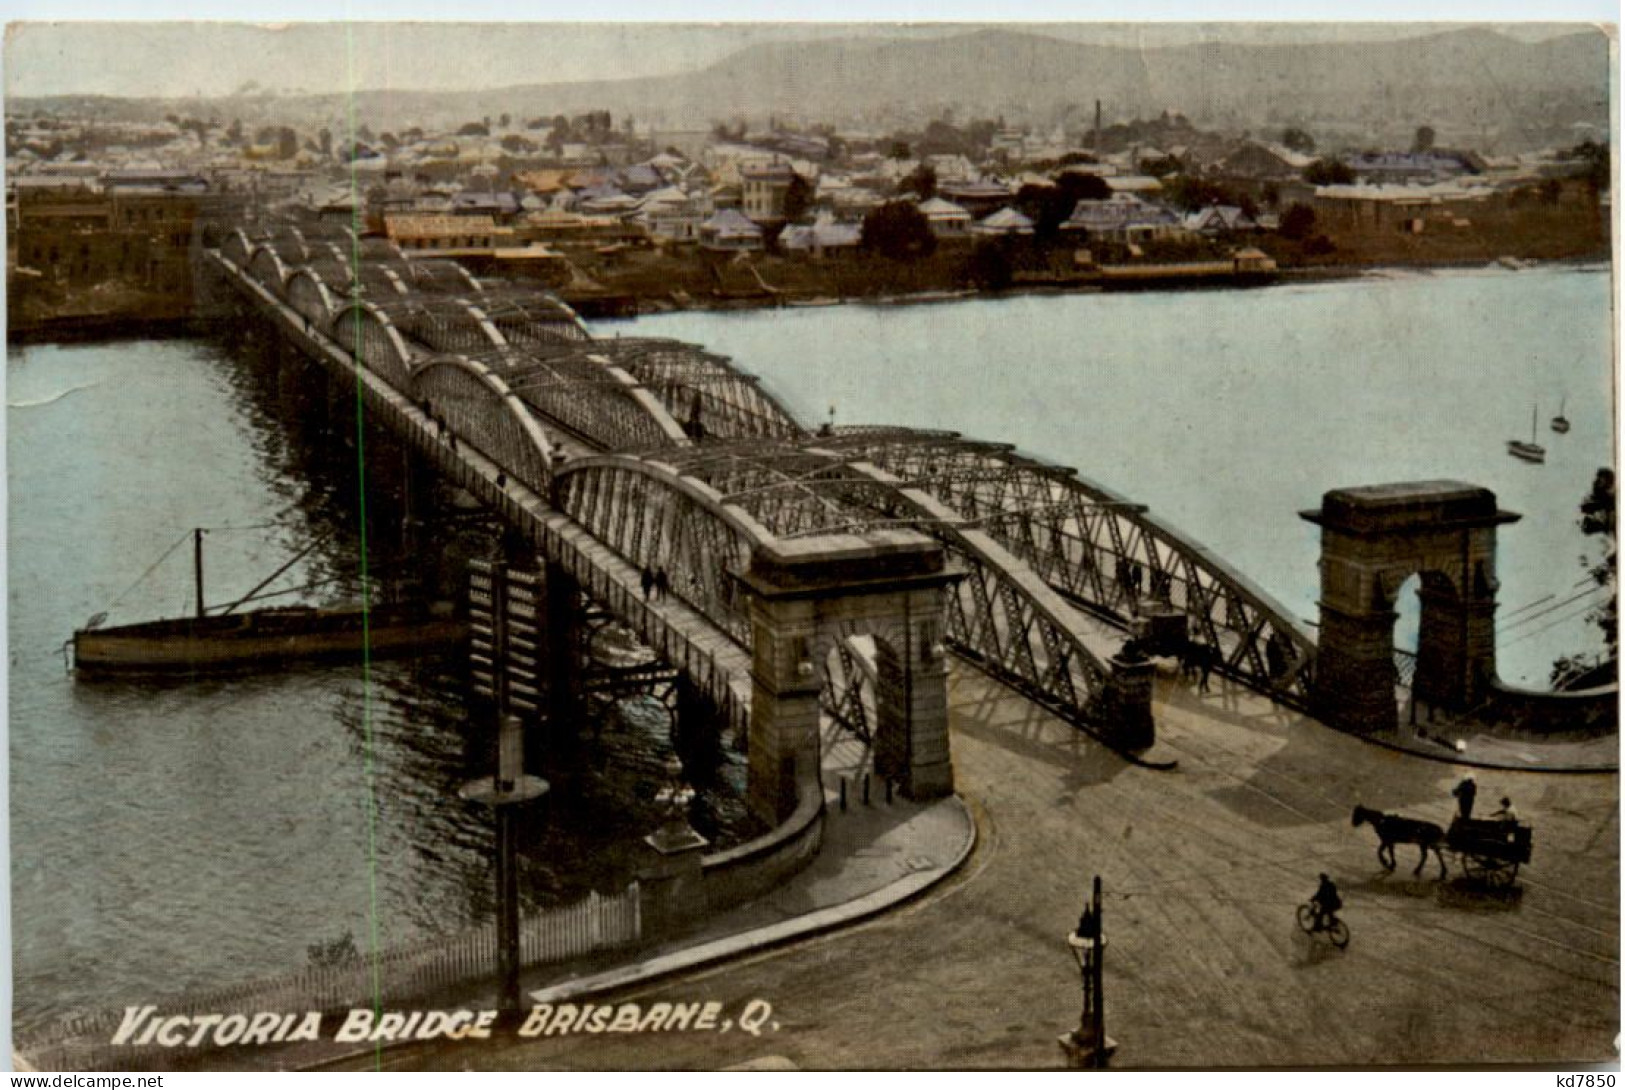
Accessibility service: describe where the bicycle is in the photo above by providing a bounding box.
[1296,902,1350,949]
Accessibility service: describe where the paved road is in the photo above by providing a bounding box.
[360,668,1620,1070]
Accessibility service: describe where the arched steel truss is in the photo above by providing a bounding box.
[542,444,1113,730]
[804,428,1319,706]
[409,355,555,485]
[327,299,417,387]
[218,215,1315,719]
[552,455,774,645]
[470,288,591,347]
[284,266,338,328]
[246,245,290,294]
[367,296,507,356]
[593,338,806,442]
[451,345,688,454]
[625,443,1118,726]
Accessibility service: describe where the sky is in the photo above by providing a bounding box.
[3,15,1614,100]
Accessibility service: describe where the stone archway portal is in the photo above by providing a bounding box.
[1301,481,1520,734]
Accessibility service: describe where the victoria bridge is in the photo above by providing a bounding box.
[206,215,1600,868]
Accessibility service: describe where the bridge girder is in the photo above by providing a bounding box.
[246,245,291,296]
[552,455,776,646]
[633,442,1119,727]
[284,266,338,328]
[809,428,1318,707]
[595,338,806,442]
[328,299,417,389]
[409,354,556,487]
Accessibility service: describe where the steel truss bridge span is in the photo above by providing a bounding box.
[553,441,1121,734]
[805,428,1318,708]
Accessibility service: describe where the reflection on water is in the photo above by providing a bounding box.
[8,334,756,1032]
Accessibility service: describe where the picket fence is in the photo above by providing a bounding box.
[19,883,641,1072]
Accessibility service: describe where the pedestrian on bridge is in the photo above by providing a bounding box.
[641,567,655,600]
[655,568,670,601]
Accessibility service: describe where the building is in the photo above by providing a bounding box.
[698,208,765,252]
[939,179,1014,218]
[740,163,800,226]
[1184,205,1259,235]
[383,213,514,252]
[12,185,209,293]
[972,207,1035,236]
[1062,194,1184,242]
[916,196,973,237]
[780,214,862,259]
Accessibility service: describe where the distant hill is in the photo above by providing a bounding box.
[14,27,1610,152]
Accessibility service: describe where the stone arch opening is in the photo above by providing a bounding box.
[1302,481,1519,734]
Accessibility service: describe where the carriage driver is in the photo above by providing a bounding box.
[1310,873,1342,930]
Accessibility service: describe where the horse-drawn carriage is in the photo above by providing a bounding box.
[1445,815,1533,886]
[1352,805,1533,887]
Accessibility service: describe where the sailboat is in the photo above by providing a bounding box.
[1507,404,1546,464]
[72,528,465,677]
[1551,397,1571,434]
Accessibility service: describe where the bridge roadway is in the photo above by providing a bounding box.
[351,669,1620,1070]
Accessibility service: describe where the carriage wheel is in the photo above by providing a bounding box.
[1486,860,1519,888]
[1296,904,1317,934]
[1327,918,1350,949]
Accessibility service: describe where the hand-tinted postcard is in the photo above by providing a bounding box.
[5,21,1617,1072]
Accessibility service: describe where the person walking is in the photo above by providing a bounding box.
[1452,775,1477,820]
[640,567,655,601]
[654,568,671,601]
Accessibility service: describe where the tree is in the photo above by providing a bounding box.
[900,163,937,200]
[1303,158,1355,186]
[318,128,332,157]
[275,126,298,160]
[782,173,814,223]
[1016,183,1075,239]
[861,201,937,261]
[1281,127,1316,154]
[1163,175,1238,212]
[1580,467,1617,649]
[1567,139,1609,191]
[1554,468,1618,685]
[458,121,490,137]
[965,237,1014,290]
[1411,125,1436,153]
[498,112,511,129]
[1279,203,1317,240]
[887,140,911,160]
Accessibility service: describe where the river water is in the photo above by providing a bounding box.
[6,337,750,1033]
[8,264,1615,1031]
[629,264,1617,684]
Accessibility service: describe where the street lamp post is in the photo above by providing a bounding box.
[461,713,549,1011]
[1059,874,1116,1068]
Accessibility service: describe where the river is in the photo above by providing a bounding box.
[627,264,1616,684]
[8,263,1615,1031]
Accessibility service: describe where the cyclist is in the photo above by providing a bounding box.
[1309,872,1342,931]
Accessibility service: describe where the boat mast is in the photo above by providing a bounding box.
[194,527,206,620]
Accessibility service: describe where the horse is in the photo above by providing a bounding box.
[1179,638,1217,692]
[1352,805,1448,879]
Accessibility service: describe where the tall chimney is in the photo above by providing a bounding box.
[1094,99,1103,156]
